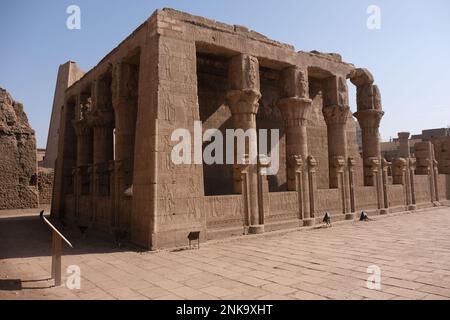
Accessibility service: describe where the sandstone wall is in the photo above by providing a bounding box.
[0,88,39,209]
[37,167,54,204]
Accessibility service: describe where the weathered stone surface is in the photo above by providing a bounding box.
[38,167,54,205]
[0,87,38,209]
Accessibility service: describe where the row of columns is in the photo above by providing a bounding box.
[70,61,138,230]
[391,132,441,209]
[225,55,386,233]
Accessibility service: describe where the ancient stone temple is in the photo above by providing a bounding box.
[52,8,450,249]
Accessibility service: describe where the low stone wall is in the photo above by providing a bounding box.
[438,174,449,200]
[355,186,379,211]
[205,195,244,229]
[37,168,54,205]
[316,188,341,214]
[415,175,432,205]
[387,184,406,208]
[267,191,298,222]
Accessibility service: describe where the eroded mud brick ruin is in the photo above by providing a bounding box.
[0,88,55,209]
[52,8,450,249]
[0,88,38,209]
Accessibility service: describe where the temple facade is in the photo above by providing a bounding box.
[52,8,450,249]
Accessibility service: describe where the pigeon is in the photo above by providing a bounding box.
[114,229,128,248]
[78,225,89,238]
[323,212,332,227]
[360,211,371,222]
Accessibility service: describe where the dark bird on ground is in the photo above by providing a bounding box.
[78,225,88,237]
[114,229,128,248]
[360,211,371,221]
[323,212,332,227]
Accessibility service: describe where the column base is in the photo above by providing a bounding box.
[379,208,389,215]
[248,225,264,234]
[407,204,417,211]
[345,213,356,220]
[303,218,315,227]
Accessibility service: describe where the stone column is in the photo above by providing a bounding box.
[348,157,356,215]
[226,54,263,234]
[257,155,271,226]
[331,156,346,214]
[290,155,311,225]
[277,66,313,225]
[89,110,115,164]
[366,157,383,210]
[350,69,385,191]
[307,156,318,224]
[322,77,350,214]
[433,159,440,204]
[408,158,417,210]
[381,159,391,214]
[398,132,413,207]
[112,62,138,186]
[73,119,92,166]
[398,132,411,158]
[354,110,384,185]
[238,155,250,231]
[73,113,93,221]
[111,62,138,230]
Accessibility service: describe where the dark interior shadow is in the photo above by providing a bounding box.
[0,214,144,260]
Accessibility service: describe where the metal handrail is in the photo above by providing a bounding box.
[40,211,73,286]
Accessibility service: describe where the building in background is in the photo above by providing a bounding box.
[42,61,84,169]
[381,128,450,161]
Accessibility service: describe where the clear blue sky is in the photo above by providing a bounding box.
[1,0,449,148]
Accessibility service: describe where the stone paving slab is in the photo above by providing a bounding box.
[1,207,450,300]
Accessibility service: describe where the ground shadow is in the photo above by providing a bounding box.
[0,214,144,260]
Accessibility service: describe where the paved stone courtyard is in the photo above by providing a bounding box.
[1,207,450,300]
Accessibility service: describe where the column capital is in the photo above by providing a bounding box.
[382,158,392,170]
[258,154,271,175]
[353,109,384,129]
[393,157,407,171]
[288,155,304,173]
[365,157,380,172]
[226,89,261,115]
[307,156,318,172]
[277,97,312,127]
[72,119,91,137]
[323,105,350,126]
[86,109,114,128]
[409,158,417,170]
[331,156,346,172]
[348,156,356,168]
